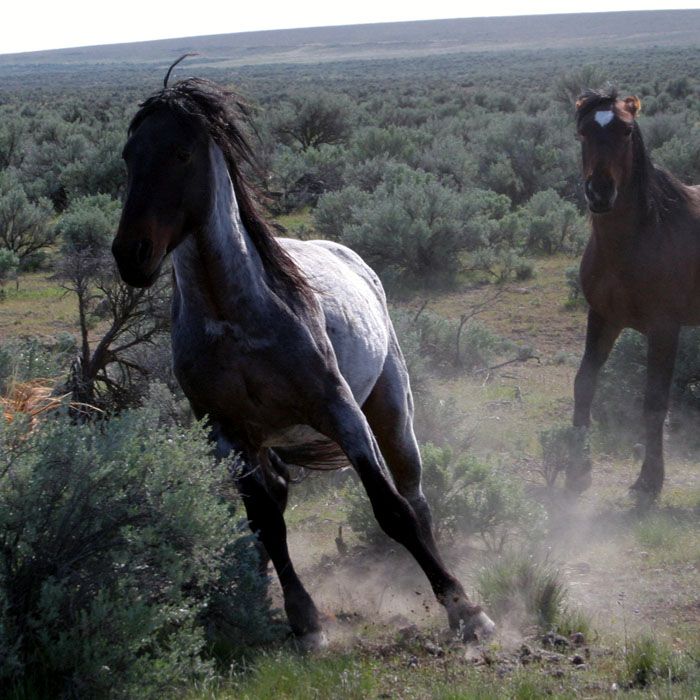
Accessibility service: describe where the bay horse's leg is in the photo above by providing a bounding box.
[631,324,679,499]
[317,385,494,641]
[571,308,621,492]
[361,340,438,556]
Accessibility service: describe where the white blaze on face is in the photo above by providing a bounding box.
[594,109,615,127]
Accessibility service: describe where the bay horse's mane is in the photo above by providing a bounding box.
[129,78,313,303]
[576,88,691,224]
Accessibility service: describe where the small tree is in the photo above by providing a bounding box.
[0,249,18,288]
[553,65,610,110]
[519,189,587,255]
[0,168,55,268]
[270,92,354,151]
[0,107,27,169]
[55,194,170,408]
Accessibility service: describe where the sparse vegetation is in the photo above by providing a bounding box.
[0,12,699,699]
[475,552,568,629]
[345,443,547,551]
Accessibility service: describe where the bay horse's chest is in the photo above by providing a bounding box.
[581,228,700,331]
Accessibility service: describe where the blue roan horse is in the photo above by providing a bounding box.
[111,75,494,647]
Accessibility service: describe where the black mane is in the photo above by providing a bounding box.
[576,88,690,222]
[130,78,313,303]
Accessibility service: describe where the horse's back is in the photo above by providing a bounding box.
[280,238,392,406]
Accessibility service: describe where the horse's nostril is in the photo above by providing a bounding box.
[135,238,153,267]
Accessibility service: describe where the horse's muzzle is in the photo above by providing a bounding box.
[585,177,617,214]
[111,235,162,288]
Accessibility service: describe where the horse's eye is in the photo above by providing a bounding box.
[175,147,192,163]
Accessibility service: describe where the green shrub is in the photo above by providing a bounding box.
[518,189,587,255]
[0,337,74,392]
[592,327,700,451]
[591,329,647,451]
[313,185,370,240]
[0,248,18,286]
[390,307,513,377]
[564,265,584,307]
[345,444,546,552]
[475,552,567,629]
[466,248,535,284]
[0,404,275,699]
[538,424,589,489]
[622,635,688,688]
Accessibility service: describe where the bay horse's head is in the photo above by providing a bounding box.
[575,90,642,214]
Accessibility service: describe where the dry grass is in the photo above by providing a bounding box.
[1,378,67,428]
[0,273,78,340]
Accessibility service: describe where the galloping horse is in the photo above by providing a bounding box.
[111,73,494,647]
[572,89,700,499]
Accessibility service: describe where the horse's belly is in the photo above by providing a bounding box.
[262,424,327,447]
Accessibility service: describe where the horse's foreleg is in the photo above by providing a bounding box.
[632,324,679,499]
[252,448,291,578]
[319,391,494,642]
[573,308,621,426]
[571,309,621,492]
[219,435,320,647]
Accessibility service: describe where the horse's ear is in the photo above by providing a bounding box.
[622,96,641,118]
[575,96,587,111]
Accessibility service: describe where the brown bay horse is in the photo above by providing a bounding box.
[572,89,700,500]
[111,72,494,647]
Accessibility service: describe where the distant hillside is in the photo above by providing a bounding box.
[1,9,699,74]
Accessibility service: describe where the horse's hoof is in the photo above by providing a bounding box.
[628,480,660,509]
[564,467,592,495]
[460,610,496,644]
[294,630,329,652]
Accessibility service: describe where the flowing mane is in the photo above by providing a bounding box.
[129,78,313,302]
[576,88,690,223]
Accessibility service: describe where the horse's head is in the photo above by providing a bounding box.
[112,102,214,288]
[575,91,642,214]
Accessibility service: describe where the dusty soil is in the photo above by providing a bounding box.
[265,258,699,659]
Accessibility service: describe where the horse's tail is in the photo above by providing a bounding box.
[273,439,349,473]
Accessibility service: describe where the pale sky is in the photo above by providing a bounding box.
[2,0,699,55]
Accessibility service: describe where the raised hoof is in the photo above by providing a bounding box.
[294,629,329,652]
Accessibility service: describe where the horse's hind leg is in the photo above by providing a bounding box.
[316,378,494,642]
[632,324,679,500]
[361,341,438,555]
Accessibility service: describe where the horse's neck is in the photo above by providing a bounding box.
[172,142,267,321]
